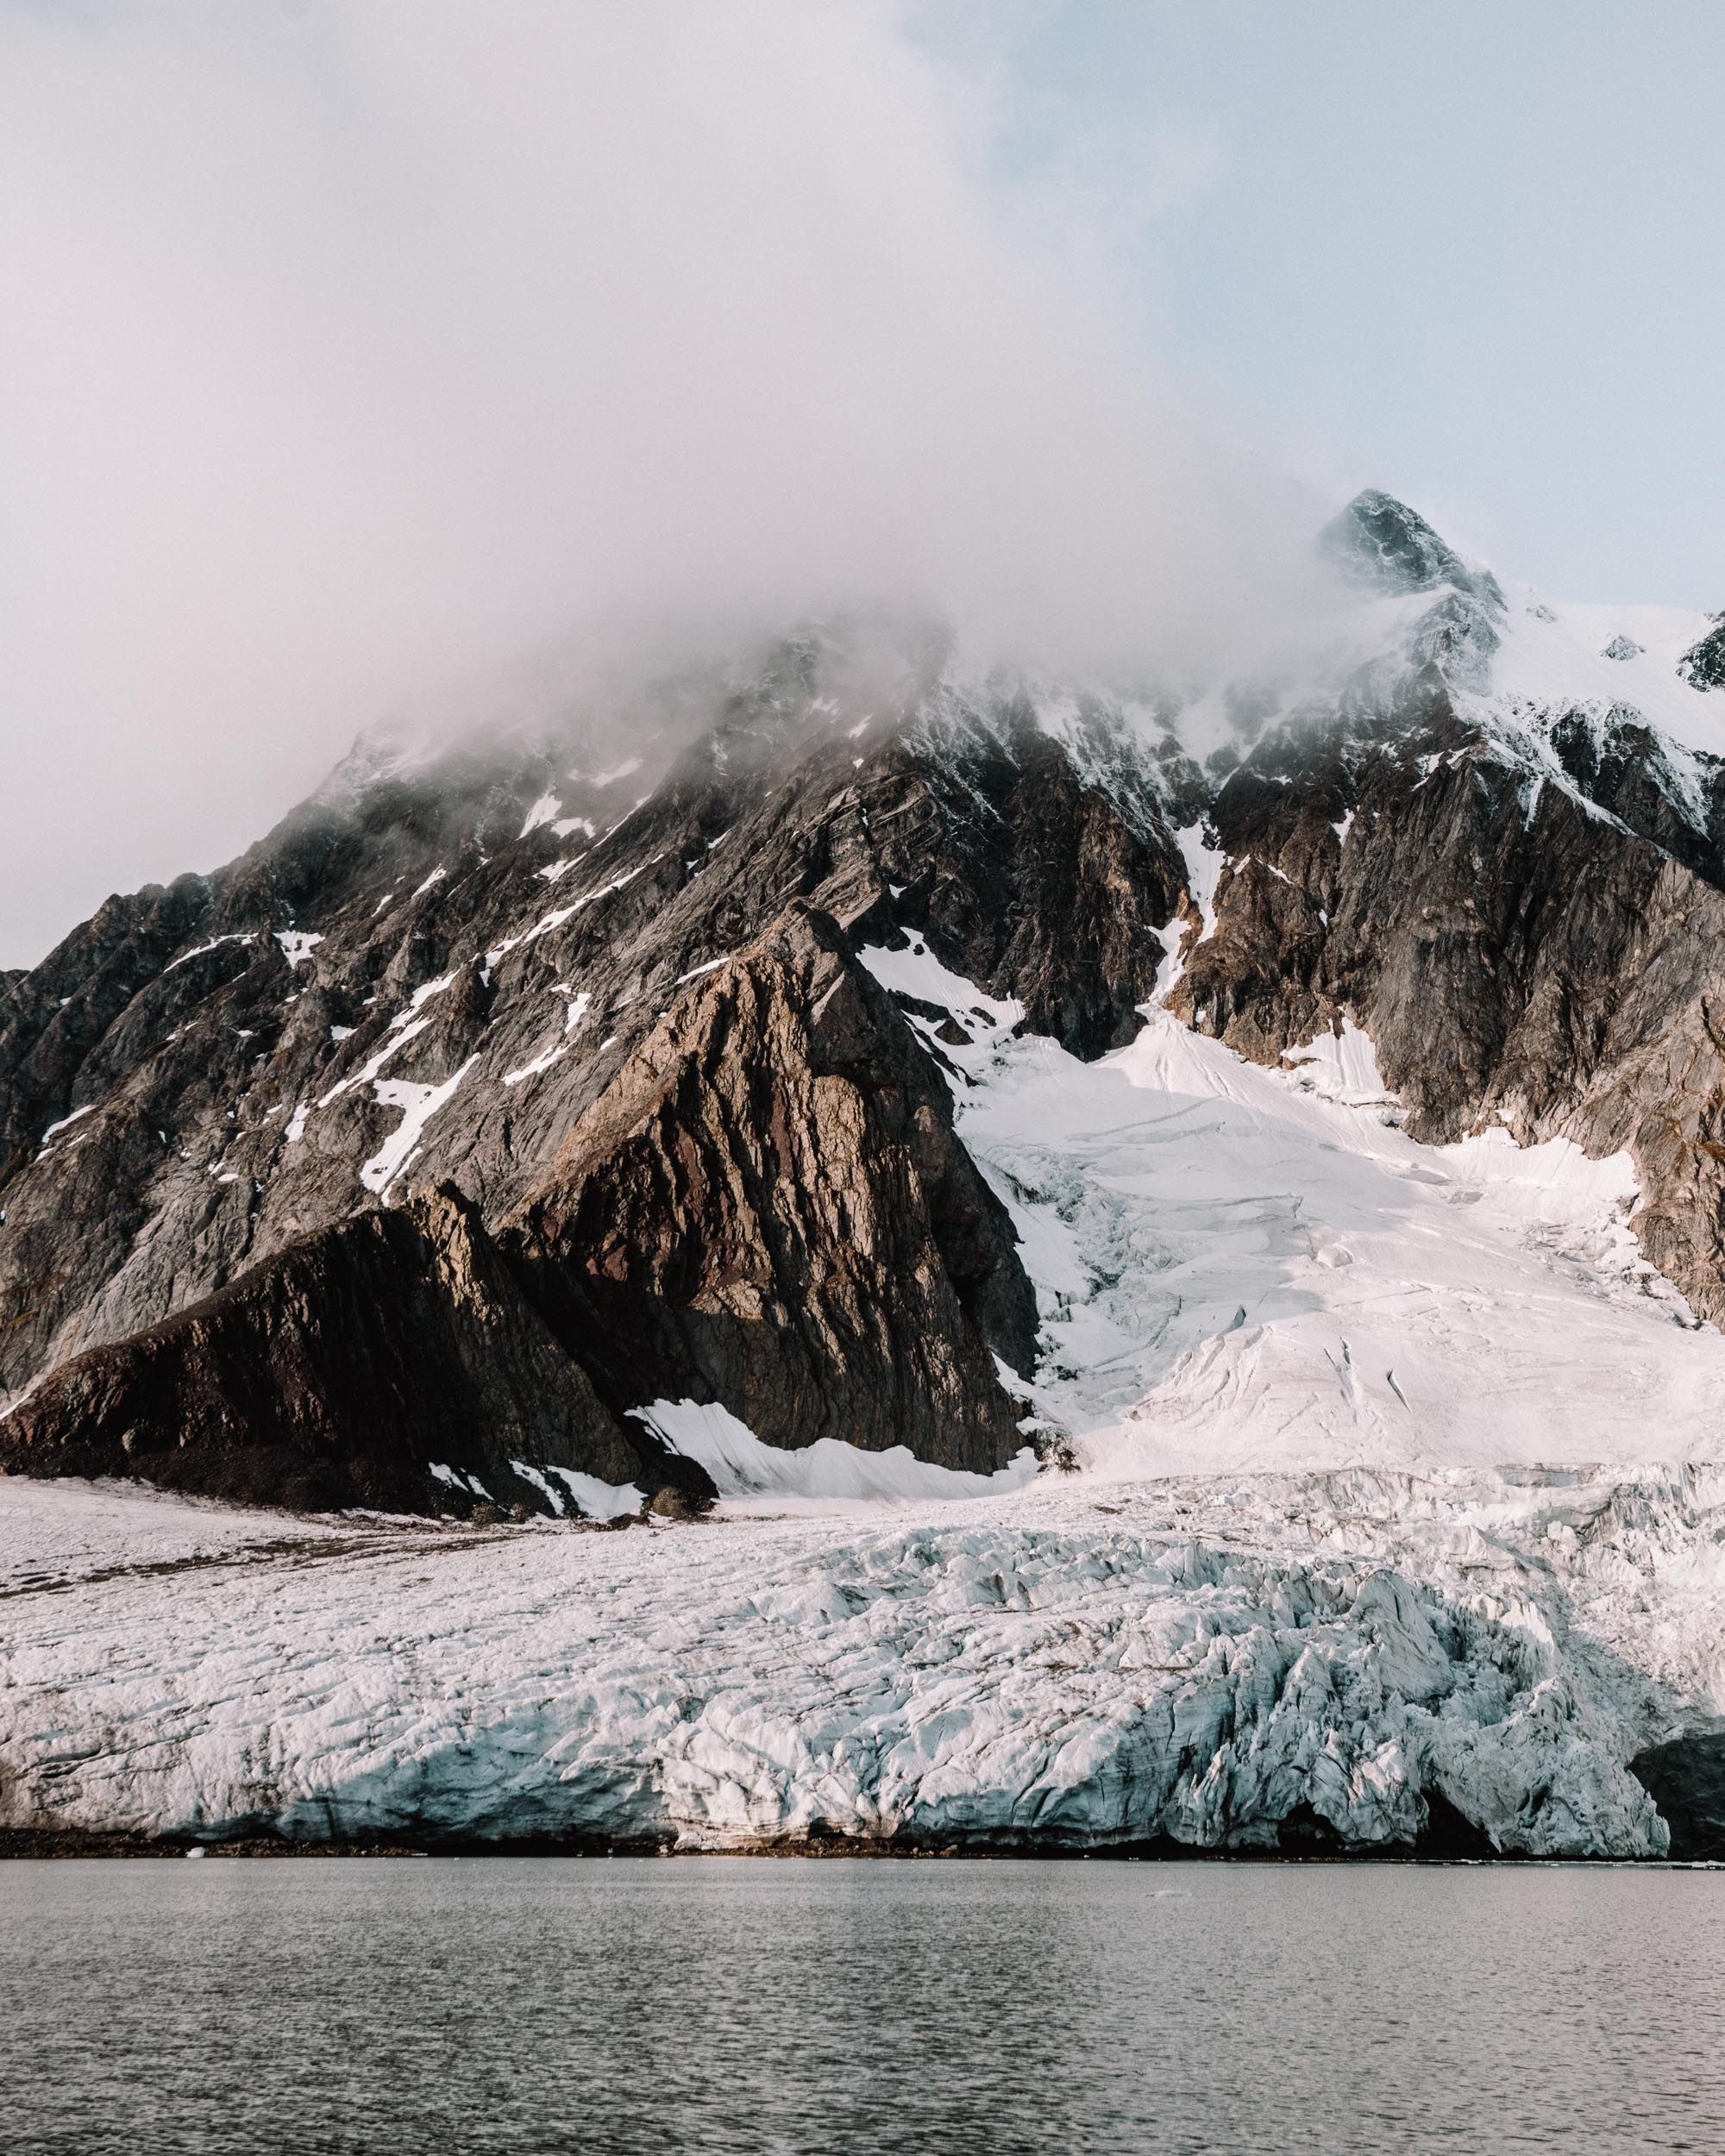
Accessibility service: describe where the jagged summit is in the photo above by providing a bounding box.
[1313,488,1506,697]
[1320,487,1506,611]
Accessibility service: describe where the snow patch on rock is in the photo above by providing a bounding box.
[164,932,255,975]
[634,1399,1038,1515]
[275,931,323,969]
[361,1058,480,1198]
[38,1104,96,1146]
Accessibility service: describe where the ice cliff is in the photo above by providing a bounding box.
[5,1462,1718,1858]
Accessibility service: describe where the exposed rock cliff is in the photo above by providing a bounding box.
[1,898,1039,1503]
[0,654,1162,1430]
[1170,689,1725,1324]
[9,498,1725,1508]
[0,1186,658,1514]
[1678,614,1725,694]
[522,903,1035,1471]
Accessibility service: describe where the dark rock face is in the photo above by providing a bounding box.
[0,669,1127,1423]
[1631,1733,1725,1861]
[4,642,1107,1503]
[1541,705,1725,883]
[1320,489,1506,695]
[1171,695,1725,1324]
[0,893,1041,1502]
[1320,486,1506,612]
[522,904,1036,1471]
[893,698,1188,1057]
[0,1187,660,1515]
[0,647,1185,1413]
[1678,615,1725,693]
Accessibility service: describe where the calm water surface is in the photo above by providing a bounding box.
[1,1858,1721,2153]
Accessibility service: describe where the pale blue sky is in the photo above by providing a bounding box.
[956,0,1725,605]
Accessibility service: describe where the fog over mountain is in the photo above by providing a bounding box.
[0,0,1333,970]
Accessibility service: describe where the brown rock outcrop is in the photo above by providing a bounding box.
[0,1186,658,1514]
[1174,712,1725,1326]
[521,903,1037,1472]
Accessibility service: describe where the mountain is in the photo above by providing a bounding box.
[7,492,1725,1508]
[5,492,1725,1857]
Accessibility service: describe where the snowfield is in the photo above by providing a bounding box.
[862,942,1725,1472]
[1484,585,1725,761]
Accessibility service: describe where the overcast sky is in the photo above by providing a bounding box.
[3,1,1722,970]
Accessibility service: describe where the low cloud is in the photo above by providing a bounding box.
[0,0,1327,968]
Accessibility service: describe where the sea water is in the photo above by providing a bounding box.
[2,1858,1722,2153]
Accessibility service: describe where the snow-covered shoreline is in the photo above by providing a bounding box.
[4,1459,1721,1860]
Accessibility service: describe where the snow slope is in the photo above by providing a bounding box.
[1484,585,1725,758]
[859,942,1725,1476]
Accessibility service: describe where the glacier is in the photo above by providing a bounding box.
[860,938,1725,1471]
[4,1460,1718,1857]
[6,879,1725,1856]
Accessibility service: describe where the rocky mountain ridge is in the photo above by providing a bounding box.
[4,492,1725,1514]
